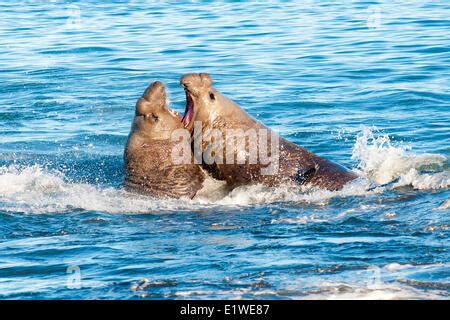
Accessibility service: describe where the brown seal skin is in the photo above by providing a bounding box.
[124,81,205,199]
[180,73,358,191]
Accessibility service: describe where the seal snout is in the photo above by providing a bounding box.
[180,74,196,89]
[180,73,212,92]
[180,73,213,129]
[143,81,166,102]
[136,81,167,117]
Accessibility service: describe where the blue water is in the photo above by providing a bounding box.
[0,1,449,299]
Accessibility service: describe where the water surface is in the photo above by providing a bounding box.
[0,1,449,299]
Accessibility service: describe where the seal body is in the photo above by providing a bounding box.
[180,73,357,191]
[124,81,205,199]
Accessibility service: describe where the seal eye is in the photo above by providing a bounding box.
[209,92,215,101]
[151,113,159,121]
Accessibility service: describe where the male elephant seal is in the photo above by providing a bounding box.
[180,73,357,191]
[124,81,205,199]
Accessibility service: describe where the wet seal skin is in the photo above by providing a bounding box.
[124,81,205,199]
[180,73,357,190]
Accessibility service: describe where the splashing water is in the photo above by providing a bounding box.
[0,164,194,214]
[0,128,447,215]
[352,127,449,188]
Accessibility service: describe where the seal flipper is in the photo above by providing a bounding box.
[294,165,318,186]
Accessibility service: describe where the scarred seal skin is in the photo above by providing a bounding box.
[124,81,205,199]
[180,73,357,191]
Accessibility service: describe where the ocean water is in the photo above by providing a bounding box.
[0,1,449,299]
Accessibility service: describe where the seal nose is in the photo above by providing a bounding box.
[151,81,164,88]
[143,81,166,102]
[180,81,190,89]
[180,75,194,89]
[180,73,212,92]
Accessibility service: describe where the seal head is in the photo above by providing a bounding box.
[180,73,224,130]
[133,81,180,141]
[124,81,205,199]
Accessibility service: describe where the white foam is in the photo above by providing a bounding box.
[384,263,413,271]
[311,283,443,300]
[271,215,327,225]
[168,281,444,300]
[0,165,372,214]
[197,177,376,207]
[0,164,192,214]
[393,169,450,190]
[352,126,449,189]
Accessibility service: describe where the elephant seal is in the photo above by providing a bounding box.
[124,81,205,199]
[180,73,357,191]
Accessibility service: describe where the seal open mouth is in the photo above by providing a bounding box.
[182,90,194,128]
